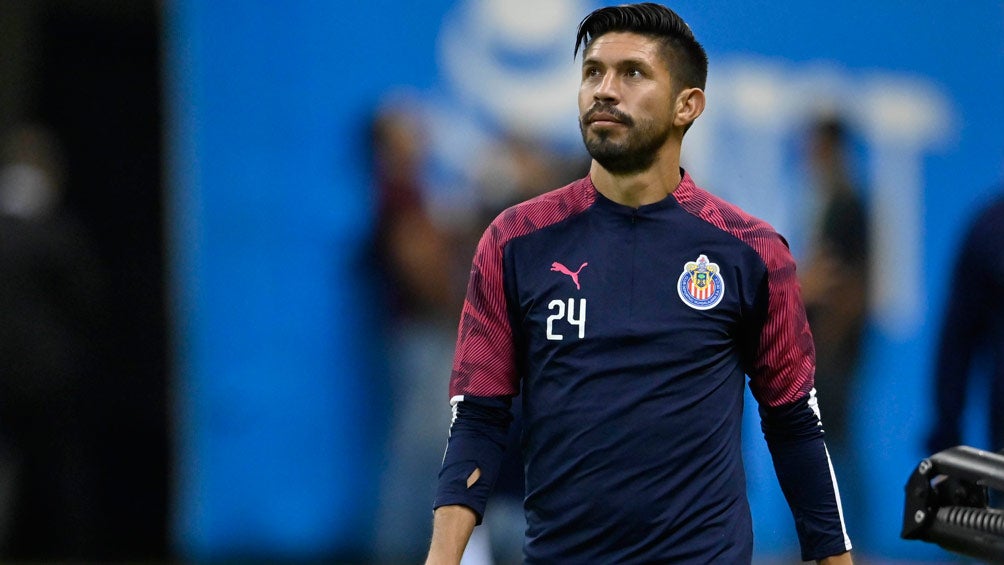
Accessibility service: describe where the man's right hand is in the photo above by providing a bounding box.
[425,505,478,565]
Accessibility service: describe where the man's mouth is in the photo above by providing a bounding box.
[585,107,631,126]
[589,113,623,125]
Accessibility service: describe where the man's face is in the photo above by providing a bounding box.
[578,32,677,174]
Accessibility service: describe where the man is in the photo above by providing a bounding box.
[799,115,869,458]
[426,4,853,563]
[926,192,1004,455]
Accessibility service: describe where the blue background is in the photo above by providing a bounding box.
[166,1,1004,561]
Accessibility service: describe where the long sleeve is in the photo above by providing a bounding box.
[741,228,851,559]
[433,395,512,522]
[761,392,851,561]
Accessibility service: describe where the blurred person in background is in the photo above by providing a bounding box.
[926,190,1004,455]
[798,114,870,459]
[0,123,107,559]
[368,104,472,563]
[369,103,559,565]
[370,103,540,564]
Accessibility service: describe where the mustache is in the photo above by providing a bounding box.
[583,104,634,126]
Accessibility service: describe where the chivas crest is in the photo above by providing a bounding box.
[677,254,725,310]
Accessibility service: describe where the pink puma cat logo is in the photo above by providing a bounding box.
[551,261,588,290]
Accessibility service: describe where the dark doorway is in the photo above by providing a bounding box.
[0,0,169,560]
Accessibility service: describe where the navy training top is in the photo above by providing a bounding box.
[435,171,851,563]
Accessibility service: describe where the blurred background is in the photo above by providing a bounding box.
[0,0,1002,563]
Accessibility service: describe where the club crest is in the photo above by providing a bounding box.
[677,254,725,310]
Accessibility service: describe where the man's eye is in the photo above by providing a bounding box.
[626,68,642,78]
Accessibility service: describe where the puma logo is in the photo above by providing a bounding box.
[551,261,588,290]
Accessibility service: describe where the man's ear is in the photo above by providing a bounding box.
[674,87,706,128]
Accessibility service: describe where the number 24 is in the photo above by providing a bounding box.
[546,298,586,340]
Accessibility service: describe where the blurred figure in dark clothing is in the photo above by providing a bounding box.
[370,108,461,321]
[926,192,1004,454]
[368,106,480,563]
[0,124,107,559]
[799,115,870,454]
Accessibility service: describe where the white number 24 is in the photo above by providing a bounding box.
[546,298,587,341]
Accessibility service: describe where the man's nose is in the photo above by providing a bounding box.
[593,73,619,103]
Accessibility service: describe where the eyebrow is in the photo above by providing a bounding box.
[582,56,653,70]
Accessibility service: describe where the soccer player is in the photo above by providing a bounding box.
[425,3,853,563]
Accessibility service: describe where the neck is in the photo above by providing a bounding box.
[589,143,683,208]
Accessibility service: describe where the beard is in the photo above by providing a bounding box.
[579,104,672,175]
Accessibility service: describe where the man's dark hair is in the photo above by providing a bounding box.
[574,3,708,91]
